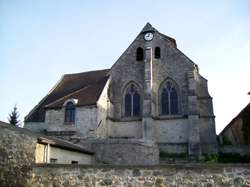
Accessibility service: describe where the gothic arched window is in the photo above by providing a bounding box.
[136,47,144,61]
[65,102,75,123]
[161,80,179,115]
[155,47,161,59]
[124,84,141,117]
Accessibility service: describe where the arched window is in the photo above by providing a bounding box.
[65,102,75,123]
[136,47,144,61]
[155,47,161,59]
[161,80,178,115]
[124,84,141,117]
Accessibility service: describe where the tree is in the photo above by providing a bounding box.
[8,105,20,126]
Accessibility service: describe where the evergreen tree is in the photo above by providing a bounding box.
[8,105,20,126]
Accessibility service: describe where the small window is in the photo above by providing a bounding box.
[71,161,78,164]
[65,102,75,123]
[155,47,161,59]
[136,47,144,61]
[124,84,141,117]
[50,158,58,163]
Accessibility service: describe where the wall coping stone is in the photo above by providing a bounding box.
[33,163,250,169]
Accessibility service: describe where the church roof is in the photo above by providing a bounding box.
[219,102,250,135]
[25,69,110,122]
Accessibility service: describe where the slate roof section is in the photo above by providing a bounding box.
[25,69,110,122]
[219,102,250,135]
[38,137,94,155]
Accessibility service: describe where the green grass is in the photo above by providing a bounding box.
[159,152,188,160]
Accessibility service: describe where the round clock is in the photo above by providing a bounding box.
[144,32,154,41]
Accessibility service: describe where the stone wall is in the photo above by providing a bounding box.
[0,124,37,187]
[220,145,250,155]
[90,139,159,165]
[76,106,97,138]
[107,119,142,139]
[26,105,98,139]
[24,122,47,133]
[154,118,188,143]
[29,164,250,187]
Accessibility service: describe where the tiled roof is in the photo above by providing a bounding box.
[219,102,250,135]
[37,137,93,155]
[25,69,110,122]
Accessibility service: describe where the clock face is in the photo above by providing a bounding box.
[144,32,154,41]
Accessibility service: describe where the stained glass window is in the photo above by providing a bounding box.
[125,84,141,117]
[161,80,178,115]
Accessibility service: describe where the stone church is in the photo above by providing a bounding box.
[25,23,217,164]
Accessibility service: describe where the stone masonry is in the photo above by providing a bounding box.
[26,164,250,187]
[24,23,218,164]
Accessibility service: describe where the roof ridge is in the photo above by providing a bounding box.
[64,68,110,76]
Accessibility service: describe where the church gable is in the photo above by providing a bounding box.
[108,23,200,119]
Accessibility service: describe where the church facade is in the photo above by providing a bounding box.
[25,23,217,158]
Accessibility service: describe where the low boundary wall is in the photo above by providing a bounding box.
[21,164,250,187]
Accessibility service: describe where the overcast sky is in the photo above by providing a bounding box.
[1,0,249,134]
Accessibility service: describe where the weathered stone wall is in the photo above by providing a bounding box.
[0,125,37,187]
[158,143,188,154]
[220,145,250,155]
[29,164,250,187]
[107,119,142,139]
[45,108,64,124]
[24,122,47,132]
[26,106,98,139]
[154,118,188,143]
[76,106,97,138]
[199,117,218,154]
[91,139,159,165]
